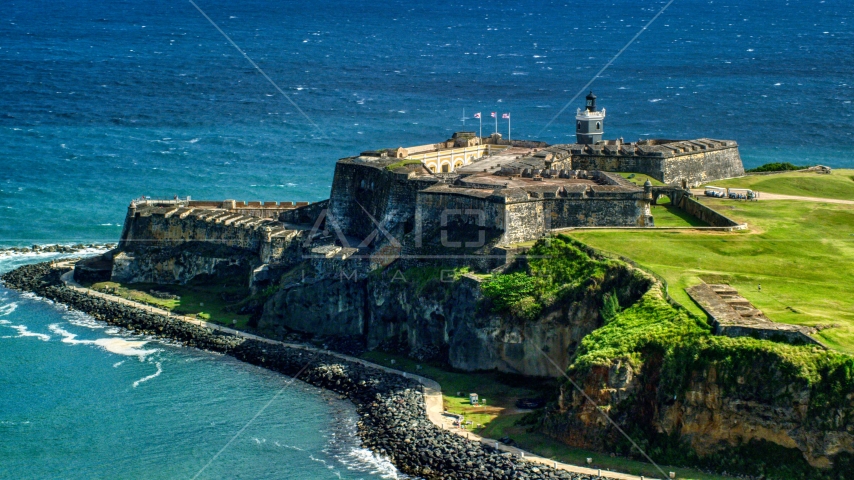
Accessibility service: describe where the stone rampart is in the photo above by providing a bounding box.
[566,139,744,185]
[120,206,271,252]
[113,203,308,283]
[328,159,437,246]
[659,146,744,185]
[413,186,648,246]
[131,199,304,219]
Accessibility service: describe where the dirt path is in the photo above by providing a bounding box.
[57,264,654,480]
[690,189,854,205]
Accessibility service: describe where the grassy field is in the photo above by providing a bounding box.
[618,172,666,187]
[705,169,854,200]
[570,197,854,354]
[361,351,737,480]
[650,196,708,228]
[86,277,253,328]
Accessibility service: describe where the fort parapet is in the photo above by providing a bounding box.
[567,138,744,185]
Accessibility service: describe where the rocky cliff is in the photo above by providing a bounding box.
[258,239,653,377]
[541,288,854,479]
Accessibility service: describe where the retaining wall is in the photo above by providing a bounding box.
[676,197,742,228]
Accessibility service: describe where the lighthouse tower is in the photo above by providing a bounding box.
[575,91,605,144]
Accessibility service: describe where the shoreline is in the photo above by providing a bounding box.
[1,261,649,480]
[0,262,588,479]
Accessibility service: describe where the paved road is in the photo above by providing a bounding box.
[57,264,655,480]
[691,189,854,205]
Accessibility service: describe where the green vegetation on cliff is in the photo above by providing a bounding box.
[550,250,854,479]
[483,231,853,478]
[572,287,854,411]
[482,236,650,320]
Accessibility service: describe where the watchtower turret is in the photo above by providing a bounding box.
[576,91,605,144]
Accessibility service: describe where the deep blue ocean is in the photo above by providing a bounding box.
[1,0,852,477]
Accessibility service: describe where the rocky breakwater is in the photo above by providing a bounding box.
[0,243,116,256]
[2,262,594,480]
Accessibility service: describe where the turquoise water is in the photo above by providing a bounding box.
[2,0,853,247]
[0,252,400,480]
[1,0,853,477]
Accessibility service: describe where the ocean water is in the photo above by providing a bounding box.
[0,252,401,480]
[1,0,853,246]
[1,0,853,477]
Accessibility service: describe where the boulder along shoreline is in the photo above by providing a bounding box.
[1,262,595,480]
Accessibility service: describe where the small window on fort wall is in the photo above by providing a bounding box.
[596,122,601,130]
[577,121,581,130]
[442,164,449,173]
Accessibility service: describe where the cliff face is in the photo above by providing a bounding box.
[541,289,854,476]
[547,356,854,471]
[109,241,256,285]
[258,268,635,377]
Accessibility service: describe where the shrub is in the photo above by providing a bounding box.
[747,162,811,172]
[600,288,621,323]
[481,272,538,312]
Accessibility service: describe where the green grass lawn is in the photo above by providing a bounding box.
[361,351,736,480]
[650,196,708,228]
[706,169,854,200]
[569,198,854,354]
[87,277,253,329]
[618,172,666,187]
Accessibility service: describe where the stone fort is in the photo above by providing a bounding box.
[102,93,745,281]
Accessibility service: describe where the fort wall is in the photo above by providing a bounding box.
[676,197,743,228]
[327,160,437,244]
[121,208,270,252]
[658,147,744,185]
[568,141,744,185]
[413,188,649,246]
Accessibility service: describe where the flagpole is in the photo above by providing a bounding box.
[479,116,482,140]
[508,115,511,141]
[494,114,497,134]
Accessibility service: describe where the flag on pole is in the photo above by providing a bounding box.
[502,113,510,119]
[473,112,481,119]
[490,112,496,118]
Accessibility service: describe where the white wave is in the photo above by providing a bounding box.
[274,441,305,451]
[48,324,158,359]
[0,319,10,325]
[339,448,402,479]
[4,324,50,342]
[96,338,159,359]
[188,138,200,143]
[0,302,16,316]
[113,361,125,368]
[0,245,109,262]
[64,310,106,330]
[132,361,162,388]
[649,98,662,102]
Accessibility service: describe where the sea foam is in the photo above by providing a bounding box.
[48,324,159,359]
[132,362,163,388]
